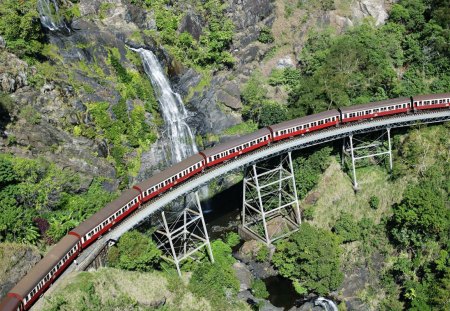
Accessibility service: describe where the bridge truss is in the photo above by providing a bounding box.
[71,110,450,273]
[241,152,301,245]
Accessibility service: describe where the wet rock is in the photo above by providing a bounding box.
[237,290,283,311]
[174,68,201,97]
[178,11,204,41]
[0,36,5,49]
[233,261,253,291]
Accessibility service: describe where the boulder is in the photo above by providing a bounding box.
[216,89,242,110]
[351,0,389,26]
[0,52,29,93]
[232,261,253,291]
[178,11,204,41]
[228,0,275,30]
[277,56,295,69]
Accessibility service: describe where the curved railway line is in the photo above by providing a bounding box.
[1,93,450,311]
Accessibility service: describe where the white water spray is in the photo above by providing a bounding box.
[37,0,69,32]
[315,297,338,311]
[131,48,198,164]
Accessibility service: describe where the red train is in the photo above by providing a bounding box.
[1,93,449,311]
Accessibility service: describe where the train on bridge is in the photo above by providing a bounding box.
[1,93,449,311]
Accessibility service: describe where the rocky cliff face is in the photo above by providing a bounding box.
[0,243,41,297]
[0,0,394,185]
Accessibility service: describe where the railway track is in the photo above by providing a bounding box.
[29,109,450,310]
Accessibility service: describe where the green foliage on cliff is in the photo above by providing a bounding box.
[0,154,117,244]
[273,223,344,296]
[292,146,333,199]
[254,0,450,117]
[136,0,234,68]
[241,72,288,128]
[0,0,44,60]
[108,231,161,271]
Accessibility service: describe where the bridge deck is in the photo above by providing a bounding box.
[31,110,450,309]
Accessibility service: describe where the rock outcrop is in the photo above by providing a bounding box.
[0,243,41,297]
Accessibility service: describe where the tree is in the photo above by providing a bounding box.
[108,231,161,271]
[259,101,288,127]
[189,240,240,309]
[272,223,344,295]
[389,183,449,248]
[0,0,44,59]
[333,212,361,243]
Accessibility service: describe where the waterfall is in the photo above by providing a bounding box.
[315,297,338,311]
[131,48,198,164]
[37,0,68,32]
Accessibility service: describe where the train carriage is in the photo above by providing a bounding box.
[413,93,450,111]
[6,235,80,311]
[0,296,21,311]
[269,110,340,142]
[69,188,141,248]
[2,93,449,311]
[135,154,205,203]
[202,128,272,167]
[339,97,411,123]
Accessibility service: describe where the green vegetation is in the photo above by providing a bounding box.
[189,240,240,309]
[250,0,450,118]
[0,154,117,244]
[0,0,44,60]
[223,120,258,136]
[298,123,449,309]
[251,279,269,299]
[135,0,234,69]
[255,244,270,262]
[333,212,361,243]
[258,26,274,44]
[292,146,333,199]
[108,231,161,271]
[273,223,344,295]
[241,72,288,128]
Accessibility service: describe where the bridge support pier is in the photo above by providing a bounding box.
[154,192,214,277]
[241,152,301,246]
[342,128,393,189]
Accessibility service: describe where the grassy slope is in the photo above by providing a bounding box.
[38,268,250,311]
[301,123,449,308]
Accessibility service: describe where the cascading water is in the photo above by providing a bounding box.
[37,0,69,32]
[315,297,338,311]
[131,48,198,164]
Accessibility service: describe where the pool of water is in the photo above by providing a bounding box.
[264,275,300,310]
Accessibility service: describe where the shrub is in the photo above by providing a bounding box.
[273,223,343,295]
[333,212,361,243]
[258,26,274,44]
[107,231,161,271]
[251,278,269,299]
[369,195,380,209]
[0,0,44,59]
[256,244,270,262]
[225,232,241,247]
[189,239,240,309]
